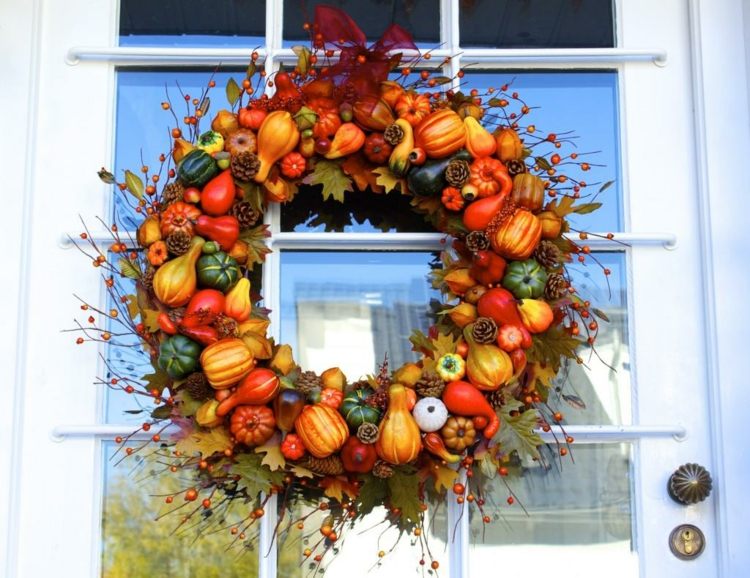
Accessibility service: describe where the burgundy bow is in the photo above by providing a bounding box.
[313,5,418,96]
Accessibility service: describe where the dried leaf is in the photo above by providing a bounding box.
[302,159,353,203]
[124,294,139,320]
[232,453,285,497]
[548,195,576,218]
[599,180,615,193]
[387,471,421,525]
[494,408,544,461]
[289,463,315,479]
[141,308,161,333]
[118,258,141,279]
[142,368,170,394]
[526,326,582,369]
[238,223,272,265]
[342,154,384,193]
[236,181,265,215]
[372,166,406,194]
[254,434,286,471]
[431,463,459,492]
[572,202,602,215]
[320,476,359,501]
[175,427,233,457]
[291,45,312,76]
[592,308,610,322]
[98,167,115,184]
[409,329,436,357]
[562,393,587,410]
[535,156,552,171]
[174,388,202,416]
[124,170,144,201]
[226,77,241,107]
[431,331,459,359]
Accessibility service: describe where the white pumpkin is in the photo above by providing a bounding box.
[412,397,448,432]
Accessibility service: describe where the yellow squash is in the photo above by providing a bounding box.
[254,111,300,183]
[375,384,422,464]
[152,236,204,307]
[200,338,255,389]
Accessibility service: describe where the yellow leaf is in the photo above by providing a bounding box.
[142,308,161,333]
[432,464,459,492]
[372,166,407,194]
[529,362,557,389]
[289,464,315,479]
[342,153,384,193]
[175,427,232,457]
[254,434,286,471]
[432,332,459,359]
[320,476,359,501]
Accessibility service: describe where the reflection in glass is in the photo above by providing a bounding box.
[551,252,631,425]
[459,0,615,48]
[283,0,440,47]
[101,442,260,577]
[120,0,266,47]
[464,71,622,232]
[469,444,636,578]
[277,500,449,577]
[280,251,439,379]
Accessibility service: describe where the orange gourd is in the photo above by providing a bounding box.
[441,380,500,439]
[380,80,406,108]
[224,277,251,322]
[489,208,542,260]
[352,96,395,131]
[517,299,554,334]
[152,236,205,307]
[537,210,563,239]
[394,92,431,126]
[160,201,201,237]
[254,111,300,183]
[464,116,497,158]
[200,338,255,389]
[414,109,466,159]
[466,339,513,391]
[511,173,545,212]
[325,123,366,159]
[308,97,341,138]
[469,157,506,198]
[230,405,276,447]
[375,384,422,464]
[462,193,507,231]
[319,388,344,410]
[215,368,280,416]
[495,127,523,162]
[295,404,349,458]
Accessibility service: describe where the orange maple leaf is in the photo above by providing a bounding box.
[341,154,384,193]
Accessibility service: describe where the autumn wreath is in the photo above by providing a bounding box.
[74,5,612,574]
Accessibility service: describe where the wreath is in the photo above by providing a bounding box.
[74,6,612,574]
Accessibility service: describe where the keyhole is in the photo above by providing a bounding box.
[682,530,694,554]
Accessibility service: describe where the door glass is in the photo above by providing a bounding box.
[469,444,636,578]
[459,0,615,48]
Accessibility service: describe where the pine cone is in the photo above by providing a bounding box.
[365,389,388,412]
[295,370,321,395]
[533,240,562,270]
[384,123,404,146]
[357,423,379,444]
[545,273,569,300]
[465,230,490,253]
[167,307,186,324]
[184,372,213,401]
[301,455,344,476]
[161,181,184,206]
[231,152,261,182]
[372,459,394,479]
[472,317,498,344]
[141,266,155,291]
[505,159,527,177]
[445,159,470,188]
[486,389,505,410]
[230,201,261,229]
[166,230,192,256]
[214,314,240,339]
[415,371,445,399]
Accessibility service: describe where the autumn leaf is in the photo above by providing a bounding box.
[291,45,312,76]
[173,388,202,417]
[493,408,544,461]
[303,159,353,202]
[175,427,233,457]
[431,464,459,492]
[118,258,141,279]
[526,362,558,391]
[573,202,602,215]
[526,326,582,369]
[124,294,139,320]
[232,453,285,497]
[320,476,359,501]
[387,471,421,525]
[226,77,241,107]
[124,170,145,200]
[431,331,459,358]
[235,181,265,215]
[239,223,272,265]
[254,433,286,471]
[547,195,576,218]
[342,154,384,193]
[409,329,436,357]
[356,476,388,517]
[372,166,406,194]
[141,308,161,333]
[142,368,170,394]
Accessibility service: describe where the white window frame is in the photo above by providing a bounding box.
[4,1,749,577]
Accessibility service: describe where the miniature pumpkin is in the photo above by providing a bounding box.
[511,173,545,212]
[158,335,201,379]
[318,388,343,410]
[280,152,307,179]
[468,157,507,198]
[489,208,542,260]
[363,132,393,164]
[280,433,306,460]
[394,92,431,127]
[412,397,448,433]
[375,384,422,464]
[501,258,548,299]
[414,109,466,158]
[200,338,254,389]
[308,97,341,138]
[340,389,381,430]
[295,404,349,458]
[230,405,276,447]
[441,416,476,451]
[160,201,201,237]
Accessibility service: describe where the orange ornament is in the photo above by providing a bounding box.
[280,152,307,179]
[280,433,306,460]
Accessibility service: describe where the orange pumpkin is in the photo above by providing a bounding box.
[414,109,466,159]
[308,97,341,138]
[295,404,349,458]
[511,173,545,212]
[319,388,344,410]
[495,127,523,162]
[230,405,276,447]
[200,338,255,389]
[489,208,542,260]
[469,157,505,197]
[160,201,201,237]
[394,92,431,127]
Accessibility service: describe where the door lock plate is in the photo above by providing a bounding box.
[669,524,705,560]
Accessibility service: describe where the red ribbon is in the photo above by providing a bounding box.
[313,5,417,97]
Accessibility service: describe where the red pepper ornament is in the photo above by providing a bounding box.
[194,215,240,251]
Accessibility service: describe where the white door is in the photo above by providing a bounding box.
[2,1,748,577]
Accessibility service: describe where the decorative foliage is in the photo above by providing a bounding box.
[71,5,614,575]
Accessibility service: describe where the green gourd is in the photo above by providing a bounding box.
[340,389,381,430]
[196,252,241,292]
[177,149,219,188]
[501,258,548,299]
[158,335,201,379]
[406,149,472,196]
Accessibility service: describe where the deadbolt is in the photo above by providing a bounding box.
[669,524,705,560]
[668,463,712,505]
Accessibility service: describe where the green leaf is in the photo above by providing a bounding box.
[387,471,421,526]
[494,407,544,461]
[409,329,436,357]
[535,156,552,171]
[174,388,203,416]
[291,45,312,76]
[235,181,265,216]
[232,453,285,497]
[356,476,388,517]
[238,223,272,265]
[303,159,353,203]
[246,62,256,78]
[124,170,145,201]
[572,202,602,215]
[592,308,610,322]
[118,258,141,279]
[226,77,241,107]
[151,405,172,419]
[142,368,170,394]
[599,180,615,193]
[526,326,582,369]
[97,167,115,184]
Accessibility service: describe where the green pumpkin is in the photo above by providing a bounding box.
[158,335,201,379]
[406,149,472,196]
[340,389,381,430]
[177,148,219,188]
[197,251,240,292]
[501,258,548,299]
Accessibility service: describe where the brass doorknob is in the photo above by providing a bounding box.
[668,463,713,505]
